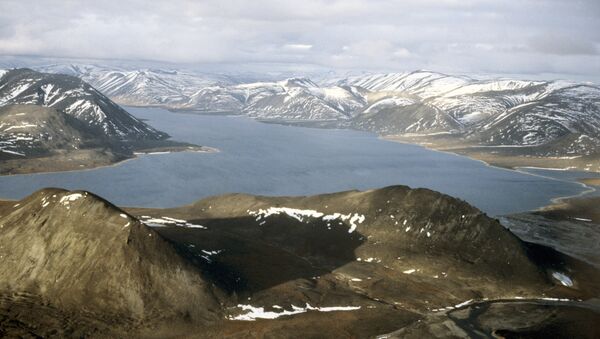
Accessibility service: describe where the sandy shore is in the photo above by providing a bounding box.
[383,135,600,174]
[579,178,600,187]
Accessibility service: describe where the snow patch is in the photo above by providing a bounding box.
[248,207,365,233]
[59,193,84,205]
[541,297,571,302]
[139,216,207,229]
[1,149,25,156]
[552,272,573,287]
[362,257,380,263]
[229,303,361,321]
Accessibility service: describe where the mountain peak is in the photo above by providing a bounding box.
[0,188,221,325]
[281,77,318,88]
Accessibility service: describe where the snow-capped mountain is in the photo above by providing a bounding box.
[0,68,166,140]
[332,71,600,156]
[36,64,238,108]
[185,86,246,113]
[37,65,369,120]
[238,78,367,120]
[463,84,600,158]
[330,71,472,98]
[0,68,173,161]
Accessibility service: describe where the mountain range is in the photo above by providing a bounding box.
[30,64,600,171]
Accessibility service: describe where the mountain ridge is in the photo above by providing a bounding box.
[1,185,598,337]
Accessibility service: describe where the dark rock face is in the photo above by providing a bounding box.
[1,185,598,337]
[149,187,550,304]
[131,186,600,337]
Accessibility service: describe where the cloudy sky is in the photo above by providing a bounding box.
[1,0,599,81]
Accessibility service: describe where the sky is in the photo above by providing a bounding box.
[1,0,599,81]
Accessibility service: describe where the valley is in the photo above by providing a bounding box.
[27,65,600,173]
[1,66,599,338]
[1,102,597,337]
[1,107,596,217]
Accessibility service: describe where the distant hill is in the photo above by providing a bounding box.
[0,68,167,139]
[0,68,208,174]
[238,78,367,120]
[339,71,600,151]
[36,64,239,107]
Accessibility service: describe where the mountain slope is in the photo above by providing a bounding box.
[35,65,369,118]
[0,68,209,174]
[37,64,238,108]
[186,85,247,113]
[0,188,221,336]
[471,85,600,149]
[332,71,472,98]
[0,104,98,157]
[0,68,166,139]
[339,72,600,147]
[240,78,367,120]
[129,185,600,338]
[1,185,598,337]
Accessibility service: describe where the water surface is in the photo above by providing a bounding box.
[0,107,592,216]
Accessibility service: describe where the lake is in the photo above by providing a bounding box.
[0,106,597,216]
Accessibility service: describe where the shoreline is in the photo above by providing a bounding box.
[129,106,600,174]
[380,136,599,213]
[383,135,600,173]
[0,145,219,178]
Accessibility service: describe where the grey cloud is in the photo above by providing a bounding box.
[529,35,598,55]
[0,0,599,81]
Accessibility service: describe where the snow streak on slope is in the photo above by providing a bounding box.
[0,68,166,140]
[339,71,600,155]
[239,78,367,120]
[37,64,238,108]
